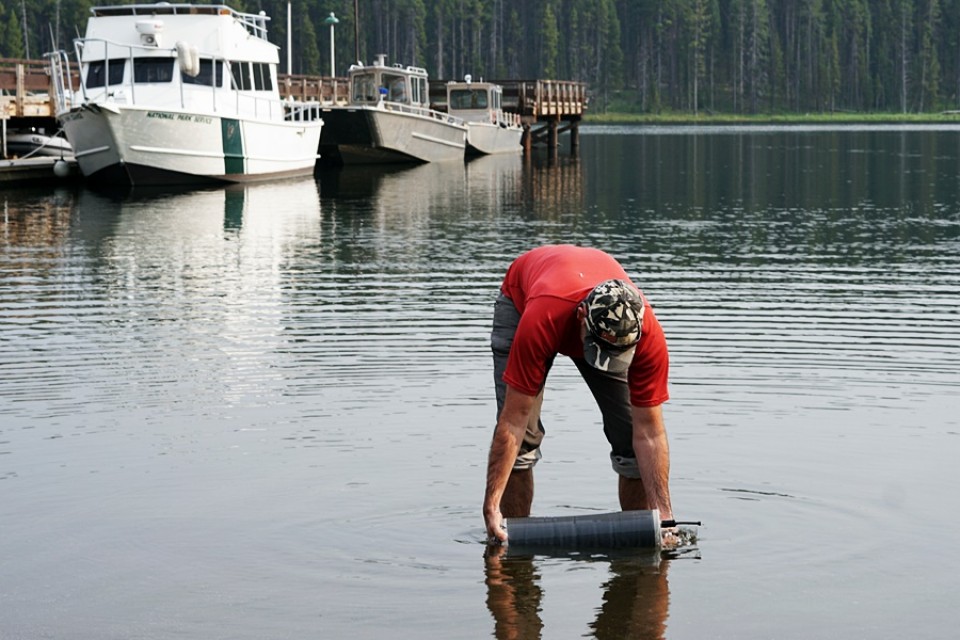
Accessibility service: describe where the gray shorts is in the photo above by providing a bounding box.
[491,293,641,478]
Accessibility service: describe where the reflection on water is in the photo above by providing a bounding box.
[486,547,673,640]
[2,127,959,639]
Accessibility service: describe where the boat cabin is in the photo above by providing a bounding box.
[349,54,429,107]
[70,3,292,117]
[446,78,503,123]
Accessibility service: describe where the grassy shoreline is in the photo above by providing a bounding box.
[583,111,960,125]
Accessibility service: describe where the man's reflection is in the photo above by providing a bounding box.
[484,546,545,639]
[591,554,670,639]
[484,546,670,640]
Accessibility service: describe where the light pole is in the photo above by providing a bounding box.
[324,12,339,78]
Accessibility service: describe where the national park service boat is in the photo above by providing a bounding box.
[446,77,522,155]
[319,54,466,164]
[48,3,323,186]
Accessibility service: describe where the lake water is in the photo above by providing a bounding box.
[1,125,959,639]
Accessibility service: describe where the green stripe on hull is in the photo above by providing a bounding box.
[221,118,244,174]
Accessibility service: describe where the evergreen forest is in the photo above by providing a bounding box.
[3,0,960,115]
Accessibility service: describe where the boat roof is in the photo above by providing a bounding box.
[78,2,276,60]
[349,55,428,79]
[90,3,257,18]
[88,3,269,39]
[447,81,501,90]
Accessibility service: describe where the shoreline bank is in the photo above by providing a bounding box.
[584,112,960,125]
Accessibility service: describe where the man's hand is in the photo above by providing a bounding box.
[661,526,680,549]
[485,508,507,544]
[484,386,536,546]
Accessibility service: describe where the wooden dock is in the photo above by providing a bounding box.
[0,156,78,183]
[0,58,65,120]
[1,58,70,166]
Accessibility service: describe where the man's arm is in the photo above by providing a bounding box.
[630,404,673,522]
[484,385,536,542]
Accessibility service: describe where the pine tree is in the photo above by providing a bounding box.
[917,0,941,110]
[541,3,559,79]
[299,9,321,75]
[2,6,27,59]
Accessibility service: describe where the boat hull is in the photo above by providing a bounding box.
[465,122,523,155]
[319,105,465,164]
[4,132,73,158]
[61,105,322,186]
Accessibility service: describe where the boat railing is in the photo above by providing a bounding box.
[89,4,270,42]
[64,38,320,123]
[72,38,174,106]
[381,100,464,127]
[227,87,320,122]
[45,50,77,115]
[493,109,522,128]
[283,100,322,122]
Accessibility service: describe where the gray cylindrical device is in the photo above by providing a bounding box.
[504,509,661,549]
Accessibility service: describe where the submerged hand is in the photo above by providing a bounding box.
[661,526,680,549]
[485,509,507,544]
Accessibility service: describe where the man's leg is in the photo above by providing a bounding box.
[491,294,546,516]
[573,358,643,508]
[501,469,534,517]
[618,476,650,510]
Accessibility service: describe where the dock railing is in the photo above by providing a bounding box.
[511,80,587,118]
[279,74,349,106]
[1,57,80,118]
[429,78,587,121]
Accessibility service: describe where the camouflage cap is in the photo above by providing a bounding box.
[582,279,644,373]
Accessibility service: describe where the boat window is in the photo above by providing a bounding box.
[85,59,126,88]
[182,59,223,87]
[382,73,407,103]
[410,77,421,104]
[450,89,488,110]
[352,73,378,103]
[231,62,252,91]
[253,63,273,91]
[410,77,427,105]
[134,58,175,83]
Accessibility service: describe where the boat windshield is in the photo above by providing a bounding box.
[134,59,175,83]
[85,59,126,88]
[449,88,488,110]
[182,60,224,87]
[381,73,408,103]
[352,72,380,103]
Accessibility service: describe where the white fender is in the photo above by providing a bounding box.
[176,41,201,77]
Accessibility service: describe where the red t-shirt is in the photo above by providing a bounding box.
[500,245,669,407]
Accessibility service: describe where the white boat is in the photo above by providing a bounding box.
[3,129,74,158]
[319,54,466,164]
[47,3,323,186]
[446,77,523,155]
